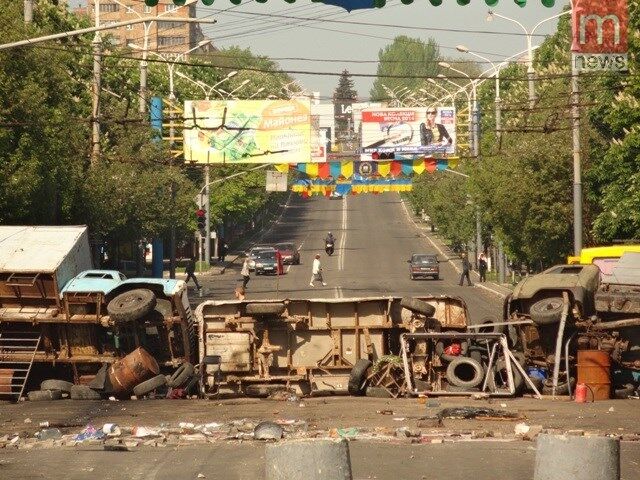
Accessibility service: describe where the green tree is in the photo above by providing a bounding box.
[333,69,358,139]
[370,36,441,102]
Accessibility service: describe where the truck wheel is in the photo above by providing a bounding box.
[40,379,74,394]
[70,385,102,400]
[445,357,484,389]
[348,359,372,396]
[400,297,436,317]
[28,390,62,401]
[530,297,564,325]
[107,289,157,323]
[493,359,525,393]
[133,374,168,397]
[168,362,195,388]
[541,377,575,396]
[245,303,286,316]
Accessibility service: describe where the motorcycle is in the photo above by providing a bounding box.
[325,241,334,256]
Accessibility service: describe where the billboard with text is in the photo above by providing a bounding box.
[183,99,311,164]
[360,107,456,159]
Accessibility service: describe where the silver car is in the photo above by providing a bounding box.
[247,246,276,271]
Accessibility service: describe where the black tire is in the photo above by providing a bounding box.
[493,359,525,393]
[133,374,168,397]
[168,362,195,388]
[348,359,372,396]
[526,376,544,393]
[542,377,575,396]
[107,289,157,323]
[245,303,286,316]
[477,316,505,335]
[28,390,62,401]
[365,386,393,398]
[530,297,564,325]
[400,297,436,317]
[445,357,485,389]
[70,385,103,400]
[40,379,74,394]
[613,384,635,399]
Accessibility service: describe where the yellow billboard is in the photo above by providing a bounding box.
[183,99,311,164]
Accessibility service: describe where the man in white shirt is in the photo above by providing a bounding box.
[309,254,327,287]
[241,257,250,289]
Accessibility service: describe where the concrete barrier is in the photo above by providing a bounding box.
[265,439,352,480]
[534,434,620,480]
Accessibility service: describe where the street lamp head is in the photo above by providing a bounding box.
[240,79,250,86]
[437,73,446,79]
[456,45,469,53]
[428,78,437,84]
[197,39,211,48]
[226,70,238,79]
[438,61,451,69]
[128,42,141,50]
[256,87,265,93]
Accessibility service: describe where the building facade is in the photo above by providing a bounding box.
[84,1,211,54]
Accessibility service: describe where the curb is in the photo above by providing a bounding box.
[399,197,510,299]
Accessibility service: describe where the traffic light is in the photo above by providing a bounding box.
[196,209,206,237]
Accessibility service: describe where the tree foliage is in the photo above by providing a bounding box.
[370,36,441,102]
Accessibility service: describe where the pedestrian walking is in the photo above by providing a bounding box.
[235,285,246,301]
[217,239,228,263]
[241,257,251,290]
[478,253,488,283]
[309,254,327,287]
[184,257,202,290]
[458,252,473,286]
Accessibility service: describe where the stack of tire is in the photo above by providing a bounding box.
[27,380,102,401]
[132,362,198,398]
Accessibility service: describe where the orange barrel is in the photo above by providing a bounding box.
[0,369,15,395]
[108,347,159,396]
[577,350,611,400]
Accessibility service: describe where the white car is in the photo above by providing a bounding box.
[247,246,276,271]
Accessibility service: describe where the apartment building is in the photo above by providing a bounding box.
[84,1,212,54]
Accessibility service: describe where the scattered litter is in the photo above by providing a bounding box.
[35,428,62,441]
[254,421,284,440]
[267,390,299,402]
[102,424,121,437]
[393,417,406,421]
[333,427,358,439]
[197,474,206,478]
[500,403,507,408]
[437,407,519,420]
[377,410,394,415]
[608,407,615,413]
[471,393,490,400]
[108,396,119,401]
[24,418,32,424]
[514,423,530,436]
[74,425,105,442]
[132,426,159,438]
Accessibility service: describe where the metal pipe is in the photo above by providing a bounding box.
[552,292,571,396]
[565,332,576,398]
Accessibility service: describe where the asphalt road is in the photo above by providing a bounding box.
[196,193,501,323]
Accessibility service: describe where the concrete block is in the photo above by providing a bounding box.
[265,439,352,480]
[534,434,619,480]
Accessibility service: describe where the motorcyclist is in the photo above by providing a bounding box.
[325,232,335,255]
[325,232,335,245]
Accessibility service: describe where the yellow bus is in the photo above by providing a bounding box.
[567,245,640,277]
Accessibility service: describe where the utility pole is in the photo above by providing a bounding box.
[204,164,211,266]
[571,68,582,255]
[24,0,33,23]
[169,90,177,279]
[90,1,102,166]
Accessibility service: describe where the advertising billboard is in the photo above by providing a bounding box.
[183,99,311,164]
[360,107,456,159]
[571,0,628,71]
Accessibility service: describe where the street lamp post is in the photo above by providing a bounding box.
[487,9,571,108]
[176,70,237,100]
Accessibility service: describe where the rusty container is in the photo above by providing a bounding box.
[108,347,159,396]
[577,350,611,400]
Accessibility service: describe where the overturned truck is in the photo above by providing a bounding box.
[0,226,197,400]
[195,295,470,397]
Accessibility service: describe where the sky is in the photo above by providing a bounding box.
[195,0,570,99]
[73,0,571,100]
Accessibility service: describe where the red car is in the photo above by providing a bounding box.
[275,243,300,265]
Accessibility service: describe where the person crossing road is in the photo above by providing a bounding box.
[309,254,327,287]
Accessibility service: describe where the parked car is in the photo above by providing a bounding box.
[408,254,440,280]
[329,192,343,200]
[275,242,300,265]
[254,250,278,275]
[248,246,276,271]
